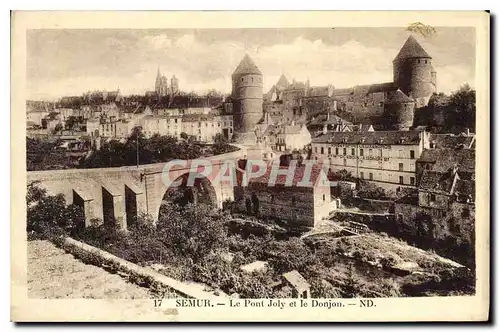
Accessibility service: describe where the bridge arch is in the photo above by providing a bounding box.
[157,172,219,221]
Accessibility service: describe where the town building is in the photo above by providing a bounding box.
[235,163,337,228]
[311,130,431,192]
[26,109,50,126]
[272,123,312,152]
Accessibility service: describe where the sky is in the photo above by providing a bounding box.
[26,27,476,101]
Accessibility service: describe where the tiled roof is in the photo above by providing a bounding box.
[312,131,421,145]
[181,114,214,122]
[430,134,475,149]
[245,164,328,187]
[419,149,475,173]
[232,54,262,76]
[386,90,414,104]
[333,88,353,96]
[282,270,310,290]
[394,35,432,62]
[420,170,457,194]
[276,74,290,88]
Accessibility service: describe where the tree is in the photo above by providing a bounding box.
[156,202,230,263]
[64,116,79,130]
[180,132,189,140]
[212,133,238,155]
[448,84,476,131]
[27,182,84,238]
[53,123,63,134]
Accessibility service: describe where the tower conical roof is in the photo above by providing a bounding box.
[386,89,415,104]
[276,74,289,88]
[233,54,262,76]
[393,35,431,62]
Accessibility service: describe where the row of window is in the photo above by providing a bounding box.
[314,146,416,159]
[359,171,415,185]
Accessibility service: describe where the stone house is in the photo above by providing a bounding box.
[281,270,311,299]
[235,163,337,228]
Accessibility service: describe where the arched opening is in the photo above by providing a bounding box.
[159,173,218,221]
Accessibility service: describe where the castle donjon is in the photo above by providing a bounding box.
[231,35,438,144]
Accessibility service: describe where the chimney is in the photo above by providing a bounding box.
[466,128,470,136]
[323,124,328,135]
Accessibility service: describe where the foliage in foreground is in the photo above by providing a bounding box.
[27,183,475,298]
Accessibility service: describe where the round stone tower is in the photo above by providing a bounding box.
[385,89,415,131]
[231,54,263,145]
[393,35,435,108]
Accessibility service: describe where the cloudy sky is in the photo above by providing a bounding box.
[27,27,475,100]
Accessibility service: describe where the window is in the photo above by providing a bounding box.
[399,163,404,171]
[360,172,364,179]
[218,122,221,127]
[410,177,415,185]
[321,147,324,155]
[369,149,373,156]
[328,147,331,155]
[410,150,415,159]
[315,147,318,153]
[430,193,436,202]
[369,173,373,180]
[322,194,326,201]
[335,147,339,155]
[398,214,403,223]
[360,149,364,156]
[351,148,355,156]
[343,159,347,166]
[399,176,404,184]
[398,150,403,158]
[343,148,346,155]
[175,119,178,124]
[230,128,233,133]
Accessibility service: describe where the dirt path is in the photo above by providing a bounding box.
[28,240,155,299]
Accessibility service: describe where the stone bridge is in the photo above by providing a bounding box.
[27,149,247,230]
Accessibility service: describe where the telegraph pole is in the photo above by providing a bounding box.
[136,133,140,168]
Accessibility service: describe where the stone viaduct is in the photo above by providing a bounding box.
[27,149,247,230]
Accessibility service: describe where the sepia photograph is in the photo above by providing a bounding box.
[11,11,490,322]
